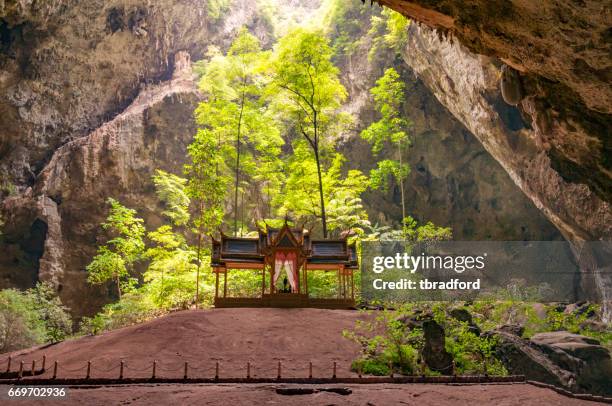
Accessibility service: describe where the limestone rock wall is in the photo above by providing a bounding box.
[377,0,611,241]
[1,53,200,317]
[335,4,561,241]
[399,22,611,242]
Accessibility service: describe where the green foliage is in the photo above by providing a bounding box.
[86,198,145,298]
[306,270,339,298]
[361,67,413,230]
[185,128,229,237]
[0,283,72,352]
[79,292,162,335]
[361,68,410,155]
[321,0,370,56]
[27,282,72,343]
[276,142,369,237]
[206,0,232,20]
[344,304,508,376]
[343,307,421,375]
[0,288,46,352]
[367,8,410,61]
[196,27,284,235]
[225,269,264,297]
[466,300,611,347]
[270,28,351,237]
[402,216,453,242]
[144,226,197,309]
[152,170,190,226]
[369,159,407,192]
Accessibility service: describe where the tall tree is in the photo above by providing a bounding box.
[361,67,411,228]
[145,170,196,308]
[196,28,282,236]
[86,198,145,299]
[184,129,228,307]
[271,28,349,238]
[277,142,370,238]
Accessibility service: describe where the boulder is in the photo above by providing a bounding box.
[489,329,612,396]
[531,331,612,396]
[422,319,454,375]
[449,307,481,336]
[499,324,525,337]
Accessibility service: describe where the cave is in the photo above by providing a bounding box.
[0,0,610,400]
[20,218,47,277]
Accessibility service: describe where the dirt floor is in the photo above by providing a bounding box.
[0,308,605,404]
[0,382,605,405]
[0,308,369,379]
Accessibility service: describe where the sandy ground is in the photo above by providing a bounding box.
[0,308,604,404]
[0,308,369,379]
[0,382,604,405]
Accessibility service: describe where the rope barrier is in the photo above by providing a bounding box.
[124,363,154,372]
[0,357,484,381]
[156,363,186,372]
[90,364,121,373]
[59,364,89,373]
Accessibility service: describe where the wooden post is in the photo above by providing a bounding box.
[183,362,188,380]
[452,360,456,377]
[332,361,337,379]
[31,360,36,376]
[420,358,426,377]
[119,360,124,380]
[308,361,312,379]
[277,361,281,380]
[483,357,488,377]
[86,361,91,379]
[215,361,219,380]
[389,361,393,378]
[214,269,219,300]
[18,361,23,379]
[351,271,355,300]
[152,360,157,379]
[223,270,227,298]
[261,267,265,297]
[52,361,58,379]
[247,362,251,379]
[6,356,11,373]
[42,355,46,371]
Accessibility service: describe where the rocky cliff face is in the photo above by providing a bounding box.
[334,6,561,240]
[0,0,271,190]
[378,0,611,242]
[0,0,271,317]
[1,52,200,317]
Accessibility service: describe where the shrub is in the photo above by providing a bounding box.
[0,283,72,353]
[78,292,164,335]
[0,289,46,352]
[28,282,72,343]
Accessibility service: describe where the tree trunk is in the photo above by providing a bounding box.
[397,140,406,223]
[314,146,328,238]
[195,231,202,309]
[115,274,122,300]
[233,88,246,236]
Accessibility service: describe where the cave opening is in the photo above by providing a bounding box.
[20,218,48,280]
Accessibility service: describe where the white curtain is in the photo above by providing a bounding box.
[273,254,284,288]
[273,252,298,292]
